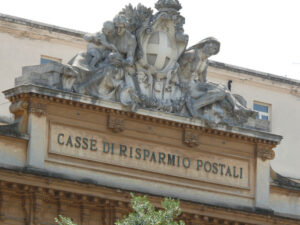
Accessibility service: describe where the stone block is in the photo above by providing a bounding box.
[15,63,65,89]
[246,118,270,132]
[21,62,63,76]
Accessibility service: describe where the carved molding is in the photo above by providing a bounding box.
[9,100,29,133]
[183,129,200,147]
[80,203,91,225]
[28,102,47,117]
[7,93,281,146]
[9,100,29,114]
[107,115,125,133]
[33,192,44,225]
[256,144,275,161]
[0,175,297,224]
[57,197,68,217]
[22,193,30,225]
[0,189,5,222]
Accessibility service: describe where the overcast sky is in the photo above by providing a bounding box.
[2,0,300,80]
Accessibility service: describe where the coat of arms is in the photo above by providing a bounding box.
[65,0,257,126]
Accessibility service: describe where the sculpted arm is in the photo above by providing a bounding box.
[195,60,208,83]
[83,32,118,52]
[124,33,137,65]
[83,32,99,43]
[97,34,118,52]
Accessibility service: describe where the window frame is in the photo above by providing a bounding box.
[253,101,271,122]
[40,55,62,64]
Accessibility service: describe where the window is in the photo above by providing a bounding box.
[253,102,270,121]
[40,55,62,65]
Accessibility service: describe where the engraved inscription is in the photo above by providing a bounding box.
[49,123,250,188]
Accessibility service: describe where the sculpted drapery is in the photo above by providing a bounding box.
[66,0,257,126]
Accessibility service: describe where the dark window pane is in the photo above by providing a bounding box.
[261,115,269,120]
[253,104,268,113]
[40,58,57,65]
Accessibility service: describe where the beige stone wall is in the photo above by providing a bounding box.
[0,19,86,117]
[0,90,293,222]
[0,135,27,167]
[1,169,298,225]
[207,67,300,179]
[0,16,300,182]
[270,186,300,218]
[0,16,299,217]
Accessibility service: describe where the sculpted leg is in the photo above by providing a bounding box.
[74,70,106,94]
[192,91,226,110]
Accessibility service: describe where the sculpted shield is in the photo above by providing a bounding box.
[146,31,173,71]
[12,0,259,127]
[137,13,187,78]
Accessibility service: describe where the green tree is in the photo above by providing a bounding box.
[55,194,185,225]
[116,194,185,225]
[55,215,76,225]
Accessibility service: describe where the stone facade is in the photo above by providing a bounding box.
[0,13,86,117]
[1,85,297,224]
[0,1,300,224]
[0,169,299,225]
[207,62,300,179]
[0,11,300,181]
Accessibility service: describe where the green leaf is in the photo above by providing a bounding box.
[55,215,77,225]
[115,194,185,225]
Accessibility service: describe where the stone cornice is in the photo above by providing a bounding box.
[3,84,282,146]
[271,172,300,192]
[209,60,300,87]
[0,167,299,224]
[0,13,85,38]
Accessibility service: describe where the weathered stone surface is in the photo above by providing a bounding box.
[50,122,250,188]
[0,115,12,125]
[15,63,63,88]
[13,0,258,128]
[3,84,282,143]
[0,122,29,139]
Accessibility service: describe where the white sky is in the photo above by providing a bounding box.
[2,0,300,81]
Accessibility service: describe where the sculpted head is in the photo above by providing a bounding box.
[102,21,115,36]
[113,15,128,36]
[188,37,220,59]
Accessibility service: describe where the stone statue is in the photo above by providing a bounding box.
[83,21,118,70]
[178,37,220,83]
[68,21,117,72]
[74,52,125,101]
[22,0,258,127]
[177,37,256,123]
[109,15,137,66]
[185,82,256,122]
[69,14,137,101]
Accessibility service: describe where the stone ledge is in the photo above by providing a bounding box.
[271,173,300,191]
[3,84,283,144]
[0,123,29,140]
[0,13,85,37]
[209,60,300,87]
